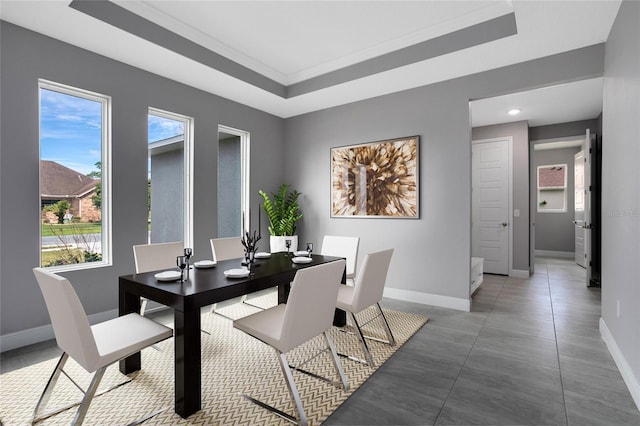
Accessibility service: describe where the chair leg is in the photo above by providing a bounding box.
[323,331,348,391]
[276,351,308,426]
[211,297,266,321]
[140,298,148,316]
[241,293,267,310]
[210,302,236,321]
[33,355,106,426]
[33,352,70,421]
[140,298,171,348]
[376,302,396,346]
[349,312,376,367]
[71,366,106,425]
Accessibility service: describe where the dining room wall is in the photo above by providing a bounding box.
[284,44,605,311]
[0,21,285,343]
[600,0,640,403]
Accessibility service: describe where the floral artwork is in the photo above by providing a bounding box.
[331,136,419,218]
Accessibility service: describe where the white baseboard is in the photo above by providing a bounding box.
[535,250,575,259]
[384,287,470,312]
[600,317,640,411]
[0,309,118,353]
[510,269,530,279]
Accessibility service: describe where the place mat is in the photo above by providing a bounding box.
[0,293,428,425]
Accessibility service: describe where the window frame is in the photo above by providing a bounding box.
[218,124,250,236]
[38,79,112,271]
[147,107,194,248]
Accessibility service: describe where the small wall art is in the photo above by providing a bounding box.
[330,136,419,218]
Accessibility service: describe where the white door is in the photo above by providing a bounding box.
[472,139,511,275]
[574,150,586,267]
[582,129,594,286]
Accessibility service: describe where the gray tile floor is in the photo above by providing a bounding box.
[325,257,640,425]
[2,257,639,425]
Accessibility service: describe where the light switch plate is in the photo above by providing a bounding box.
[514,209,520,217]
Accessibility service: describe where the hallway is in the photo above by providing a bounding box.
[326,257,640,425]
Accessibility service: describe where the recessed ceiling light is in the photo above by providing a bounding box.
[508,109,521,116]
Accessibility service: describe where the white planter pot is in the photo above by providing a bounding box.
[270,235,298,253]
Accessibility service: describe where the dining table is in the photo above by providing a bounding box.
[118,252,346,419]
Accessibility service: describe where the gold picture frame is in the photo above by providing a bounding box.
[331,136,419,218]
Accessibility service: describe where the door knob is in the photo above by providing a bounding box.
[501,222,508,227]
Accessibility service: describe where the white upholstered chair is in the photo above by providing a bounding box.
[210,236,245,262]
[132,241,184,315]
[210,237,272,316]
[32,268,172,425]
[320,235,359,284]
[336,248,395,367]
[233,260,348,426]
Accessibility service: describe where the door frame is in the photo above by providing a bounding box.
[471,136,514,276]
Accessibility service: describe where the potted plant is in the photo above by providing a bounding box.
[259,184,303,253]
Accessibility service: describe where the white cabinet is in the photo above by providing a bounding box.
[471,257,484,295]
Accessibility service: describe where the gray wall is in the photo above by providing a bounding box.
[534,147,580,252]
[0,22,284,337]
[285,45,604,306]
[601,0,640,395]
[287,86,472,302]
[529,119,599,141]
[472,121,530,272]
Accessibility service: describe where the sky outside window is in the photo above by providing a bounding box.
[40,89,184,177]
[40,88,101,175]
[148,114,184,143]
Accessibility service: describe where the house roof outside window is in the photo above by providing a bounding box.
[40,160,99,198]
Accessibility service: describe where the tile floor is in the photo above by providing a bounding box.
[2,257,639,425]
[325,257,640,425]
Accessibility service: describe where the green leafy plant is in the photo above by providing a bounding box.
[258,184,302,236]
[88,161,102,209]
[43,200,71,224]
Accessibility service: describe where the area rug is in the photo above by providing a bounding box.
[0,294,428,425]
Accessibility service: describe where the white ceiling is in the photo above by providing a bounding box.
[0,1,621,123]
[118,0,515,84]
[471,77,604,128]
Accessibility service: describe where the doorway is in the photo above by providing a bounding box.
[532,138,583,259]
[532,130,601,287]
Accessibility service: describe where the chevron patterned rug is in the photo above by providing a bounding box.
[0,293,427,425]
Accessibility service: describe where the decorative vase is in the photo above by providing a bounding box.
[270,235,298,253]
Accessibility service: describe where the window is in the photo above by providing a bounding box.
[217,125,250,238]
[39,80,111,269]
[147,108,193,246]
[537,164,567,212]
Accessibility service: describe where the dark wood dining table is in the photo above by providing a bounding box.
[118,252,345,419]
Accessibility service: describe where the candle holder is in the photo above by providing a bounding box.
[184,248,193,281]
[241,229,261,266]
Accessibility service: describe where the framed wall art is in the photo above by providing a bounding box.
[331,135,419,218]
